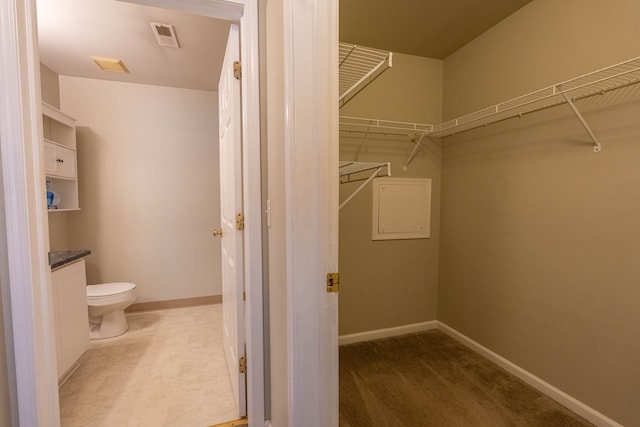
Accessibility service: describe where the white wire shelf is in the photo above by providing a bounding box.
[339,43,392,109]
[431,55,640,139]
[339,161,390,181]
[339,116,433,139]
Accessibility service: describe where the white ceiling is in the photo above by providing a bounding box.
[36,0,534,92]
[36,0,231,92]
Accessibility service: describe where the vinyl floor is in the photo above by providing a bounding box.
[58,304,238,427]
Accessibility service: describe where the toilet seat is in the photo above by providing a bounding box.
[87,282,136,299]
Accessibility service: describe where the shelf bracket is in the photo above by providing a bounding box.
[559,89,602,153]
[403,131,430,171]
[339,166,386,211]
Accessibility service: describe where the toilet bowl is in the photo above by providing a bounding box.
[87,282,137,340]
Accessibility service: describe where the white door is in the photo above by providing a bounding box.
[218,24,246,417]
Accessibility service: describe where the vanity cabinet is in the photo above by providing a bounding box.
[42,102,79,211]
[51,259,89,382]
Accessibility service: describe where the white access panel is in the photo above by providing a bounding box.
[372,178,431,240]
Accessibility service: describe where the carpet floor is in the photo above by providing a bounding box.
[339,330,595,427]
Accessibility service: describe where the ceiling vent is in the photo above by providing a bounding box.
[91,57,129,73]
[150,22,180,48]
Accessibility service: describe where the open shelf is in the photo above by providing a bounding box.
[338,51,640,174]
[339,116,433,139]
[339,43,392,109]
[42,102,75,128]
[42,102,79,210]
[431,55,640,139]
[340,161,391,182]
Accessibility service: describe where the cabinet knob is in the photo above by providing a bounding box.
[56,158,64,163]
[212,229,223,237]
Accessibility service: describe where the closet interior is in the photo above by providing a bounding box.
[337,2,640,426]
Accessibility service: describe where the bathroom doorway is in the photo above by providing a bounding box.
[2,0,264,424]
[37,1,250,425]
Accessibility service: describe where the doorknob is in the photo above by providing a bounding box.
[212,229,223,237]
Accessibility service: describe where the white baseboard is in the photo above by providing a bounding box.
[437,322,623,427]
[57,362,81,388]
[339,320,438,346]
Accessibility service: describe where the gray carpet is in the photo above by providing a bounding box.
[339,330,594,427]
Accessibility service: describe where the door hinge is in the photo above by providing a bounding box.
[239,356,247,373]
[233,61,242,80]
[236,213,245,230]
[326,272,340,293]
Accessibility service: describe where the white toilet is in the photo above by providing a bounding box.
[87,282,137,340]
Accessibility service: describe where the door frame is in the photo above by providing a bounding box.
[0,0,265,425]
[280,0,339,425]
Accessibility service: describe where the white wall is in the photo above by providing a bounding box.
[0,288,11,427]
[59,76,221,303]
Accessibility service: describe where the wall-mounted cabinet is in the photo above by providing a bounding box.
[44,140,76,178]
[42,102,79,211]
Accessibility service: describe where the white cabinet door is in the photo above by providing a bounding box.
[52,260,89,380]
[54,145,76,179]
[44,140,76,179]
[44,141,58,176]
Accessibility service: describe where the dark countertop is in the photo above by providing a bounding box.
[49,249,91,270]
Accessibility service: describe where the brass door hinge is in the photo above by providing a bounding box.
[234,61,242,80]
[326,272,340,293]
[239,356,247,374]
[236,213,245,230]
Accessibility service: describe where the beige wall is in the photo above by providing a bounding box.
[264,0,288,423]
[40,63,73,252]
[443,0,640,119]
[40,63,60,108]
[339,53,443,335]
[47,212,71,251]
[440,0,640,425]
[59,76,222,303]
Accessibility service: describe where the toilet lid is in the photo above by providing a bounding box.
[87,282,136,298]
